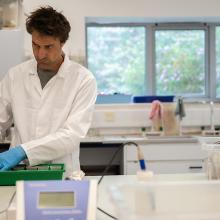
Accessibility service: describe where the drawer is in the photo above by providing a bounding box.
[124,143,207,161]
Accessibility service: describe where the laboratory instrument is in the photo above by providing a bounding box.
[16,179,97,220]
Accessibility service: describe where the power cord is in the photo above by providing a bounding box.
[97,141,142,220]
[98,143,124,185]
[98,141,139,185]
[97,207,118,220]
[0,191,16,214]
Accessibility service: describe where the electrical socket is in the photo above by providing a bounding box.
[104,112,115,122]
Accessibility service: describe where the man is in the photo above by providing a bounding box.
[0,6,97,178]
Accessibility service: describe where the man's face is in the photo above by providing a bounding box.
[32,30,64,71]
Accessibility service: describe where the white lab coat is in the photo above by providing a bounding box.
[0,56,97,177]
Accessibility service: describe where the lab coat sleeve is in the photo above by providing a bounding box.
[21,76,97,166]
[0,73,13,133]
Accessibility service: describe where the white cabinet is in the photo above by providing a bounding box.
[123,138,207,174]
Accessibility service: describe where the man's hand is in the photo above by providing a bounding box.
[0,146,27,171]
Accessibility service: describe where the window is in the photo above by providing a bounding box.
[86,22,218,103]
[87,26,146,95]
[155,29,206,96]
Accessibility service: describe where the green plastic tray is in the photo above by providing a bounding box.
[0,164,65,186]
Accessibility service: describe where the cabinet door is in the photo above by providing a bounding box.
[125,160,205,175]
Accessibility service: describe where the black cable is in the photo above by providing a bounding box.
[0,191,16,214]
[97,141,138,219]
[98,207,118,220]
[98,144,123,185]
[98,141,138,185]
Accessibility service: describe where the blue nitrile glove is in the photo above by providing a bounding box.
[0,145,27,171]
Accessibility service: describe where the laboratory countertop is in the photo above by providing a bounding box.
[0,135,218,147]
[0,173,208,220]
[81,135,200,144]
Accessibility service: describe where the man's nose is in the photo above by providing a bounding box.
[37,48,47,60]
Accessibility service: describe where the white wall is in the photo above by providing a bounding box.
[0,29,24,79]
[91,103,220,129]
[22,0,220,58]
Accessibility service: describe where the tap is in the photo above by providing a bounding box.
[210,101,215,131]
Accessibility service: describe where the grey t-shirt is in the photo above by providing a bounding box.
[37,68,57,89]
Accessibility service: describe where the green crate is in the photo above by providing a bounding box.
[0,164,65,186]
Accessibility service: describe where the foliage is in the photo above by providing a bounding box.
[155,30,205,96]
[87,27,145,95]
[87,27,206,96]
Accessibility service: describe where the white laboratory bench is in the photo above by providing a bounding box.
[0,173,208,220]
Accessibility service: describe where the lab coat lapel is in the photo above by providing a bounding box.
[28,60,43,96]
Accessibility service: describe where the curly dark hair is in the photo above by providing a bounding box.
[26,6,71,43]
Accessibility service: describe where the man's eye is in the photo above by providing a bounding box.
[46,45,53,49]
[33,43,39,48]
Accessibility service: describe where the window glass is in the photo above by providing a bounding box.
[87,26,146,95]
[155,29,205,96]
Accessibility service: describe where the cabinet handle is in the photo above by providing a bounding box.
[188,166,203,170]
